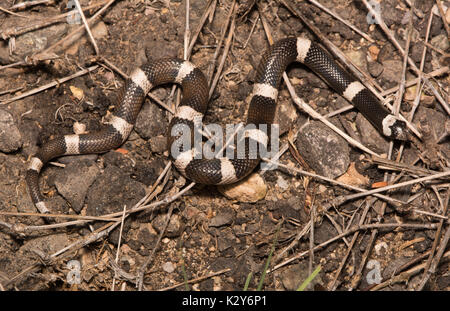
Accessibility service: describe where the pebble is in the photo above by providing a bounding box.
[0,109,22,153]
[66,21,108,55]
[368,45,380,61]
[217,173,267,203]
[162,261,176,273]
[86,165,146,230]
[295,121,350,179]
[209,211,234,227]
[134,101,168,140]
[54,159,100,212]
[149,135,167,154]
[344,49,366,69]
[276,175,289,191]
[430,33,449,52]
[152,213,184,238]
[280,263,322,291]
[277,98,298,135]
[367,61,384,78]
[355,113,388,154]
[380,60,404,84]
[19,233,69,255]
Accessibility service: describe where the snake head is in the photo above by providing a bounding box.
[382,115,409,141]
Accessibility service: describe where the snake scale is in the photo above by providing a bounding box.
[26,37,408,212]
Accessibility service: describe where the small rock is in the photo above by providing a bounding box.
[344,49,366,69]
[19,233,69,255]
[368,45,380,61]
[54,159,100,212]
[209,211,234,227]
[276,175,289,191]
[355,113,389,154]
[57,154,98,165]
[217,237,232,252]
[90,21,108,39]
[134,101,168,140]
[86,165,146,243]
[381,60,403,84]
[280,263,322,291]
[137,227,157,249]
[0,109,22,153]
[430,33,449,52]
[276,98,297,135]
[65,21,108,55]
[217,173,267,203]
[149,135,167,154]
[367,61,384,78]
[162,261,176,273]
[152,213,184,238]
[295,121,350,179]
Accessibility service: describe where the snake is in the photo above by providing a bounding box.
[26,37,408,212]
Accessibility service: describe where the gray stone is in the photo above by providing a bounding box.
[355,113,389,154]
[86,165,146,216]
[134,101,168,140]
[296,121,350,179]
[152,213,184,238]
[11,23,69,57]
[381,60,403,84]
[162,261,176,273]
[149,135,167,153]
[0,109,22,153]
[367,61,384,78]
[276,99,297,135]
[54,159,100,212]
[19,233,69,255]
[209,211,234,227]
[280,262,323,291]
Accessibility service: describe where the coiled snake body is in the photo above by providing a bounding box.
[26,37,408,212]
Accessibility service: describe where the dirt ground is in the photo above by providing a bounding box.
[0,0,449,291]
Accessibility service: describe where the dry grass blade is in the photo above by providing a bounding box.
[207,0,236,83]
[8,0,54,11]
[271,222,440,273]
[33,0,116,60]
[361,0,450,115]
[1,0,110,40]
[209,7,236,98]
[73,0,100,55]
[0,65,99,105]
[306,0,374,43]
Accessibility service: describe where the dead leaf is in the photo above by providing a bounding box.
[336,162,369,187]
